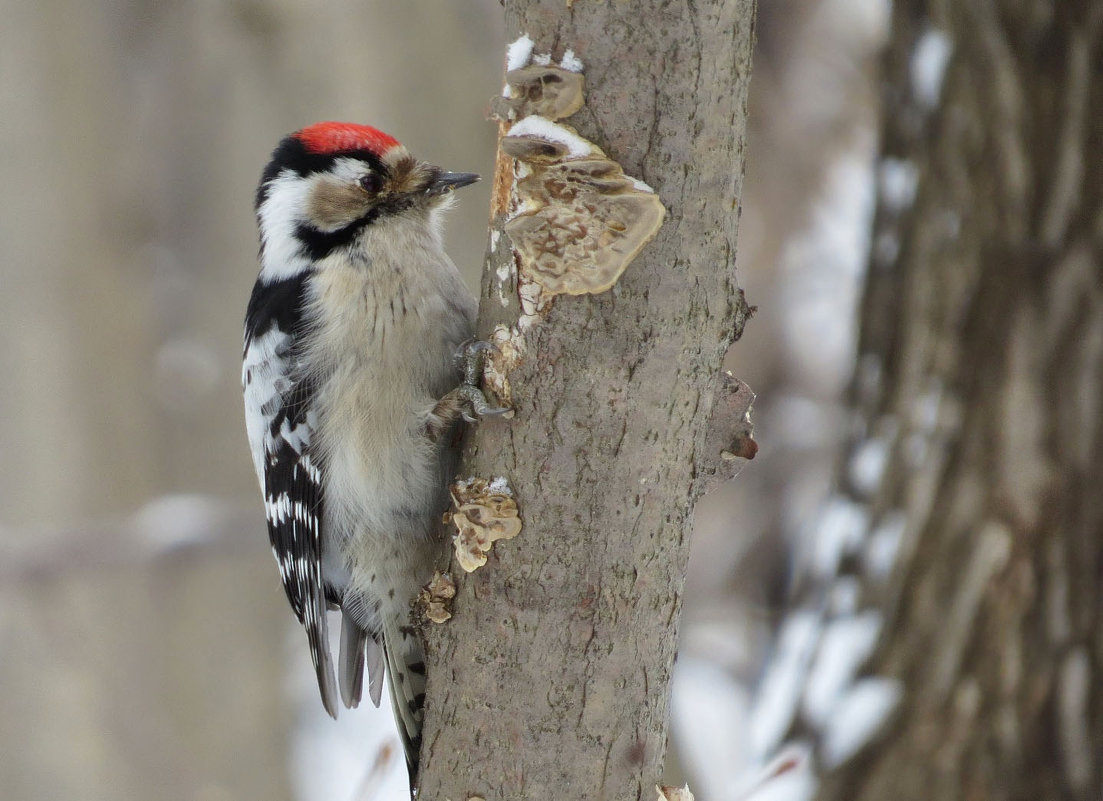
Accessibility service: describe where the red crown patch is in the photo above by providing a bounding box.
[295,122,400,156]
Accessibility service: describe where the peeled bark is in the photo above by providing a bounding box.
[812,3,1103,799]
[418,2,758,799]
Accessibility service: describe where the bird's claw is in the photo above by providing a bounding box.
[455,384,510,423]
[454,339,500,385]
[451,339,509,421]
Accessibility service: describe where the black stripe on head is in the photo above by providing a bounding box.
[292,209,384,261]
[255,135,388,210]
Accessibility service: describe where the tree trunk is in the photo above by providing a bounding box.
[417,2,757,799]
[798,3,1103,800]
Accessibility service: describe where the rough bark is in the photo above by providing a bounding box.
[418,2,757,799]
[813,2,1103,799]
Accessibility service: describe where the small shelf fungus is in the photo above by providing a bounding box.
[656,786,695,801]
[495,64,585,122]
[417,570,457,624]
[449,477,522,573]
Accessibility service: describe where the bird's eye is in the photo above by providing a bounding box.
[358,173,384,194]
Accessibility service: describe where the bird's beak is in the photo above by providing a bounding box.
[427,170,480,196]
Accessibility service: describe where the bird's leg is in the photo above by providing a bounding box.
[425,340,510,441]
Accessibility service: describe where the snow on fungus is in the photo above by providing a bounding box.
[450,477,522,573]
[560,49,584,73]
[506,34,535,72]
[656,785,695,801]
[488,476,513,496]
[505,117,594,160]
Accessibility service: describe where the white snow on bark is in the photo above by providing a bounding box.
[801,611,882,726]
[863,511,906,579]
[910,28,953,110]
[820,677,902,767]
[878,157,919,214]
[848,433,890,496]
[748,611,822,759]
[779,151,876,397]
[810,498,869,578]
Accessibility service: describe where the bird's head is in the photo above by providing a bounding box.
[255,122,479,279]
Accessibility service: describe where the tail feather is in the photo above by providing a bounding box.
[305,595,339,719]
[367,637,386,707]
[382,618,428,786]
[339,613,367,709]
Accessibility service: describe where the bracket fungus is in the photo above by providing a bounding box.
[417,570,457,624]
[696,372,758,496]
[449,478,522,573]
[656,786,695,801]
[503,125,666,296]
[495,64,585,122]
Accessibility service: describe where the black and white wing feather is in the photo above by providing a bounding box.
[243,273,339,717]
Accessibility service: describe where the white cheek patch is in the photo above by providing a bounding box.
[257,170,313,282]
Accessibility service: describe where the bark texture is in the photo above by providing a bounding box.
[418,2,757,799]
[815,2,1103,799]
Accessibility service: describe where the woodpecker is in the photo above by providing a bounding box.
[242,122,499,787]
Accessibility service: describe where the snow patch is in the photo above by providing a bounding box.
[779,151,876,395]
[488,476,513,496]
[560,49,584,72]
[848,434,890,496]
[507,116,593,159]
[864,511,906,579]
[820,677,902,767]
[672,656,751,800]
[829,576,861,615]
[878,157,918,214]
[506,34,534,71]
[811,497,869,578]
[738,744,816,801]
[911,28,953,110]
[749,611,822,759]
[802,611,882,726]
[1058,648,1092,790]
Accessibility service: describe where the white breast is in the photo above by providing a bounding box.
[302,212,475,554]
